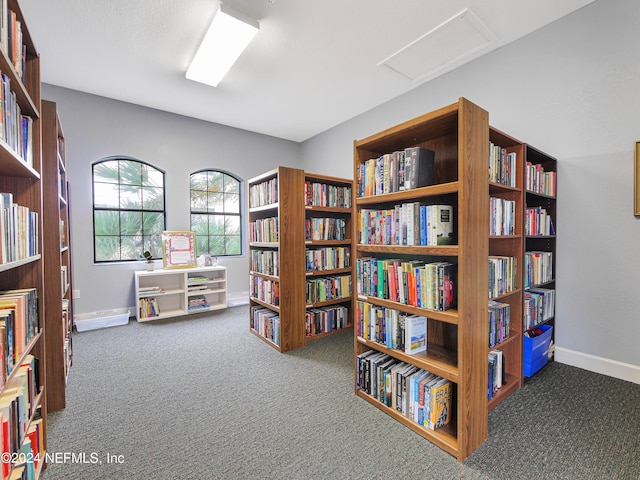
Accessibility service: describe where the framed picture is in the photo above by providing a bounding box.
[636,142,640,216]
[162,231,196,269]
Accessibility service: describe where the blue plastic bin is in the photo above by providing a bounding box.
[523,324,553,377]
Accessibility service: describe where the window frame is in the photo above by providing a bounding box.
[189,168,244,258]
[92,156,167,264]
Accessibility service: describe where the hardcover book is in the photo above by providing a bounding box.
[403,147,435,190]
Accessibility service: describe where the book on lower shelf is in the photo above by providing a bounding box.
[139,297,160,318]
[187,295,210,311]
[356,351,452,430]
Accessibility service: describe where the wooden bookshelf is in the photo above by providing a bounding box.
[487,128,525,410]
[303,172,353,341]
[353,98,490,461]
[523,145,557,373]
[42,99,73,413]
[248,167,354,352]
[0,0,48,474]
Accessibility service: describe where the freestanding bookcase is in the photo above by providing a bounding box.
[42,99,74,413]
[0,0,48,475]
[248,166,353,352]
[354,98,504,461]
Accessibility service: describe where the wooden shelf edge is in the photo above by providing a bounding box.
[306,324,353,341]
[356,294,458,325]
[249,327,282,352]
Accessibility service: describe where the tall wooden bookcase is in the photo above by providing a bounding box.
[487,128,525,409]
[42,99,73,412]
[354,98,501,461]
[523,145,557,365]
[248,167,353,352]
[0,0,48,475]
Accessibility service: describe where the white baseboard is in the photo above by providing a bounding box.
[555,347,640,385]
[227,292,249,307]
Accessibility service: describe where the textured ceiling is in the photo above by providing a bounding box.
[22,0,594,142]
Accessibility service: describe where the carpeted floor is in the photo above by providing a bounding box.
[41,306,640,479]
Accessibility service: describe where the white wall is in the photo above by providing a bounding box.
[42,85,302,315]
[301,0,640,381]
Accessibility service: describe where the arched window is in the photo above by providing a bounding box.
[190,169,242,256]
[92,157,166,262]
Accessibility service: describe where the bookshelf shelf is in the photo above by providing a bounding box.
[134,266,227,322]
[0,0,48,472]
[248,167,353,352]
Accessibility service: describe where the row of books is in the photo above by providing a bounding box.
[1,73,33,167]
[356,350,452,430]
[488,256,517,298]
[358,204,454,246]
[304,182,352,208]
[249,177,277,208]
[356,258,456,311]
[187,295,210,311]
[304,217,347,241]
[489,197,516,236]
[0,288,39,386]
[250,249,278,277]
[138,297,160,318]
[356,301,427,355]
[305,305,348,336]
[526,162,557,197]
[489,143,517,187]
[524,251,553,288]
[305,275,351,304]
[0,193,39,265]
[0,4,26,80]
[524,287,555,329]
[357,147,436,197]
[249,275,279,306]
[305,246,350,272]
[488,300,511,348]
[249,217,278,243]
[525,206,555,236]
[488,349,505,399]
[250,306,280,346]
[0,355,44,480]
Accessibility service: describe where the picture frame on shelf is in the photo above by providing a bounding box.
[162,231,196,269]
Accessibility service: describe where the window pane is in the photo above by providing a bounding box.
[191,190,207,212]
[120,211,142,236]
[142,164,163,187]
[225,215,240,235]
[94,183,119,208]
[224,175,240,194]
[119,161,142,185]
[209,215,224,235]
[143,212,164,234]
[191,172,208,191]
[196,235,209,256]
[94,161,120,184]
[191,214,209,235]
[95,236,121,261]
[208,171,224,193]
[143,186,164,210]
[120,185,142,209]
[121,236,143,260]
[143,234,162,258]
[94,210,119,235]
[207,192,224,213]
[225,235,241,255]
[224,193,240,214]
[209,236,225,255]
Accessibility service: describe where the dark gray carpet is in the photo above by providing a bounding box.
[41,306,640,479]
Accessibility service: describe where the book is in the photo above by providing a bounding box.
[403,147,435,190]
[432,205,454,245]
[404,315,427,354]
[428,378,452,430]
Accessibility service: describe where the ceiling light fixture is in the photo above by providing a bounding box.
[186,3,260,87]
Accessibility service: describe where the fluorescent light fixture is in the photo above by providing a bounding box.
[186,3,259,87]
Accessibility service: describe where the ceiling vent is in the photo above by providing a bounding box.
[379,8,496,82]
